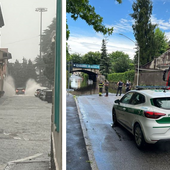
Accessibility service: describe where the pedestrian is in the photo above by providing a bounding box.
[99,81,104,96]
[104,80,109,97]
[125,80,131,92]
[116,80,123,96]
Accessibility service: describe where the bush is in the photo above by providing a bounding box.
[107,70,135,84]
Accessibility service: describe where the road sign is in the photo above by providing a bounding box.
[73,63,100,69]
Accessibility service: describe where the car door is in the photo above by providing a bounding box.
[117,92,134,126]
[123,92,145,131]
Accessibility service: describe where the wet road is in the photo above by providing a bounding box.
[0,95,51,170]
[77,93,170,170]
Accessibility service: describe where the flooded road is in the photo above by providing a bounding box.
[68,74,125,96]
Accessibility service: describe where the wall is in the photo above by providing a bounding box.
[137,70,166,86]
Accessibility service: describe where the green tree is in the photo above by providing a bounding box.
[43,41,55,85]
[109,51,133,73]
[82,51,101,64]
[12,60,23,88]
[27,59,37,81]
[8,59,37,88]
[154,27,169,57]
[100,39,111,77]
[130,0,156,66]
[69,53,82,63]
[41,18,56,54]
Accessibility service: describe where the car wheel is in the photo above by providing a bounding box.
[112,109,118,126]
[134,124,145,149]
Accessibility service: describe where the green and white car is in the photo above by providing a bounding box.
[112,87,170,149]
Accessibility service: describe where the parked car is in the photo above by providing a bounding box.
[39,89,46,100]
[112,86,170,149]
[15,87,25,95]
[38,89,49,100]
[34,89,41,97]
[44,90,52,103]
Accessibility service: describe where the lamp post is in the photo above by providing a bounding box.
[119,33,140,86]
[35,7,47,80]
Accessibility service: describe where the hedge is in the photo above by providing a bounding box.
[107,70,135,83]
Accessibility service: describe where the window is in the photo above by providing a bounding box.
[120,92,133,104]
[130,93,145,105]
[152,98,170,110]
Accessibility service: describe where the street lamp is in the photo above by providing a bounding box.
[119,33,140,86]
[35,7,47,79]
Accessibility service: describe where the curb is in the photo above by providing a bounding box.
[75,96,99,170]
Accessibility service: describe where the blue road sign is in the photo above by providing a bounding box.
[73,63,100,69]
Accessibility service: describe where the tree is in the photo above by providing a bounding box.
[27,59,37,81]
[154,27,169,57]
[82,51,101,64]
[67,0,122,38]
[130,0,157,66]
[43,41,55,85]
[100,39,111,77]
[69,53,82,64]
[109,51,133,73]
[41,18,56,54]
[8,59,37,88]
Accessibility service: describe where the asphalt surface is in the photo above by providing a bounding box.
[76,92,170,170]
[66,93,92,170]
[0,95,51,170]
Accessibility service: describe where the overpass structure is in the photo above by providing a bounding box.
[70,63,100,82]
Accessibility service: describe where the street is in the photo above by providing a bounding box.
[77,93,170,170]
[0,95,51,170]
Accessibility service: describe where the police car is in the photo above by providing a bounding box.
[112,86,170,149]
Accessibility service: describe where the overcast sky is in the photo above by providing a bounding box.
[67,0,170,59]
[0,0,56,63]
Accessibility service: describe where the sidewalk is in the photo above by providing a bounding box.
[66,93,92,170]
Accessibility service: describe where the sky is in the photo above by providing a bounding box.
[0,0,56,63]
[67,0,170,60]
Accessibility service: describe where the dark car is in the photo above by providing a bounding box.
[15,87,25,95]
[39,89,45,100]
[44,90,52,103]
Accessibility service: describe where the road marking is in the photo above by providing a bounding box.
[9,153,43,163]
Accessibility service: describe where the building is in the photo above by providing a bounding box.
[0,49,12,97]
[135,49,170,86]
[0,7,12,97]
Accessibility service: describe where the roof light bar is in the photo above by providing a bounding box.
[136,86,170,90]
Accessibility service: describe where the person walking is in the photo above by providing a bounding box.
[116,80,123,96]
[104,80,109,97]
[125,80,131,92]
[99,81,104,96]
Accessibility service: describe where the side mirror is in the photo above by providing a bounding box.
[115,99,120,104]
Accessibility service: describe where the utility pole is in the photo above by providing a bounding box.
[35,7,47,84]
[119,33,140,86]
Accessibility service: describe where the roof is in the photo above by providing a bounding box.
[131,89,170,98]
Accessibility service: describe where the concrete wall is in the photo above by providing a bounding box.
[136,70,166,86]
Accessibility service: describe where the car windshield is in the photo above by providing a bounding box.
[152,98,170,110]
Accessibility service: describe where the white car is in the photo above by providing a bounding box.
[112,86,170,149]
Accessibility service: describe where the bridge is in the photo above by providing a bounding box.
[70,63,100,82]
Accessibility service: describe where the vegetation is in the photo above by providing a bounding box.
[8,58,37,88]
[107,70,135,84]
[154,27,169,57]
[34,18,56,85]
[109,51,134,73]
[100,39,111,77]
[130,0,169,66]
[130,0,157,65]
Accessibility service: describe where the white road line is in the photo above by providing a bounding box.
[9,153,43,163]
